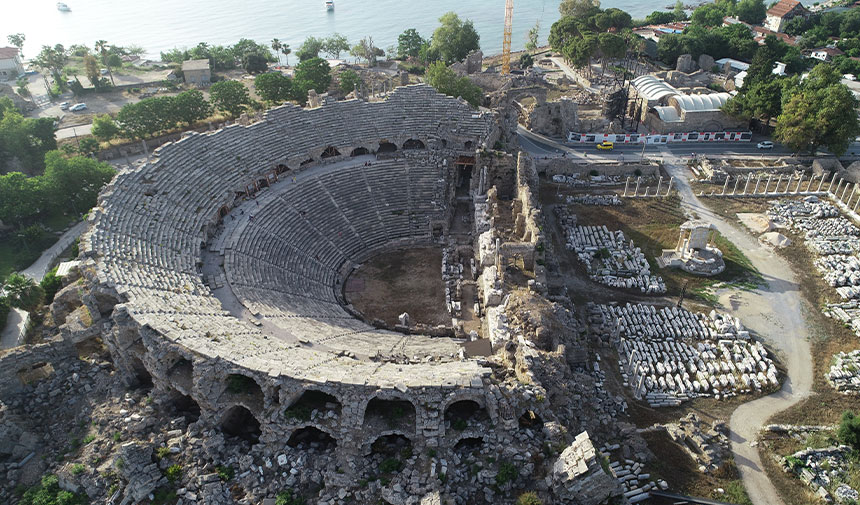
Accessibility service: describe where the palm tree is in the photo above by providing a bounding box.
[271,38,283,66]
[281,44,291,67]
[94,40,115,86]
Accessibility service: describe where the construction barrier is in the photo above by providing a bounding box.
[567,131,753,144]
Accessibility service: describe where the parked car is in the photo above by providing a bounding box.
[59,102,69,110]
[757,141,774,149]
[100,68,109,75]
[596,141,614,151]
[69,103,87,112]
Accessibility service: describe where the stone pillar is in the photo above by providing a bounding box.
[766,174,773,194]
[644,186,650,197]
[842,182,851,201]
[849,183,858,206]
[830,174,838,192]
[854,197,860,213]
[623,177,630,197]
[818,174,826,192]
[666,177,674,197]
[835,179,844,197]
[634,177,641,197]
[776,175,783,194]
[655,176,663,197]
[732,176,740,195]
[743,174,751,195]
[722,177,730,196]
[754,175,761,195]
[793,175,801,194]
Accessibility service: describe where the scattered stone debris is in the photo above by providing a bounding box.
[565,194,623,206]
[827,350,860,394]
[782,445,858,504]
[556,208,666,294]
[664,413,730,473]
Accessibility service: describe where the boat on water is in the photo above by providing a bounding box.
[326,0,334,11]
[57,2,71,11]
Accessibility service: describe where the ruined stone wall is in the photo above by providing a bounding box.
[0,337,77,399]
[536,158,660,179]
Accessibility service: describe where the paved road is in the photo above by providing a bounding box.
[20,220,87,282]
[520,128,815,505]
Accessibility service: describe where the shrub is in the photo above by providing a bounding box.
[81,434,95,445]
[70,463,86,475]
[633,168,643,177]
[517,491,542,505]
[41,268,63,304]
[0,296,9,330]
[839,411,860,451]
[155,447,171,460]
[380,458,402,473]
[164,464,182,483]
[19,474,87,505]
[496,461,517,485]
[112,432,122,442]
[276,489,306,505]
[284,405,312,422]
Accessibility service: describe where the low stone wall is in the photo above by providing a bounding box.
[0,337,77,399]
[536,158,660,179]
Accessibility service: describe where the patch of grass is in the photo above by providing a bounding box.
[164,464,182,484]
[112,432,122,442]
[379,458,402,473]
[452,418,467,431]
[275,489,306,505]
[216,465,234,482]
[155,447,171,460]
[151,486,178,505]
[69,463,85,475]
[496,461,517,485]
[517,491,543,505]
[18,474,87,505]
[81,434,96,445]
[226,374,258,394]
[284,405,311,422]
[722,480,753,505]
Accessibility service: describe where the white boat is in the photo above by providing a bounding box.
[326,0,334,10]
[57,2,71,11]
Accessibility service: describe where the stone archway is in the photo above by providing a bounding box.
[219,405,261,442]
[402,139,425,150]
[287,426,337,451]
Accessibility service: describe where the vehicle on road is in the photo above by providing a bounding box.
[757,141,774,149]
[69,103,87,112]
[59,102,69,110]
[57,2,71,11]
[596,141,614,151]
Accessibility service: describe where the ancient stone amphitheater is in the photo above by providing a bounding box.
[78,85,509,468]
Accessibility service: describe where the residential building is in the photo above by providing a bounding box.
[0,47,24,81]
[810,47,844,62]
[181,59,211,87]
[764,0,809,33]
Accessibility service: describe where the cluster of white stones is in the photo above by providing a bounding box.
[565,194,622,206]
[594,303,776,407]
[551,174,624,187]
[827,350,860,394]
[442,247,464,318]
[769,199,860,259]
[784,445,859,504]
[556,208,665,294]
[603,454,667,504]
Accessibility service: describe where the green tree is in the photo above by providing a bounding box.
[559,0,601,19]
[520,53,534,69]
[338,69,360,95]
[116,97,175,139]
[4,273,45,311]
[33,44,67,83]
[0,172,42,225]
[83,54,101,87]
[41,269,63,304]
[209,80,252,118]
[735,0,766,24]
[243,53,269,74]
[398,29,426,59]
[292,58,332,102]
[172,89,211,126]
[775,64,860,155]
[838,411,860,451]
[595,8,632,31]
[254,72,294,103]
[95,40,116,87]
[271,38,283,65]
[645,11,677,25]
[691,3,728,27]
[91,114,120,142]
[322,33,350,59]
[77,137,100,156]
[41,151,115,217]
[232,38,276,64]
[673,0,688,21]
[425,61,482,108]
[7,33,25,57]
[281,44,292,66]
[526,21,541,54]
[0,97,57,173]
[431,12,481,64]
[350,37,383,66]
[19,474,87,505]
[296,37,324,62]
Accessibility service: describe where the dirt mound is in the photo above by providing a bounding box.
[737,213,774,234]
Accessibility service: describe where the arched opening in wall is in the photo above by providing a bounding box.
[287,426,337,451]
[518,410,543,430]
[300,158,315,167]
[223,373,263,408]
[363,397,416,432]
[128,356,153,390]
[321,146,341,159]
[257,178,269,189]
[464,141,474,150]
[369,434,413,461]
[454,437,484,453]
[285,390,341,422]
[377,141,397,154]
[167,358,193,391]
[276,164,289,174]
[402,139,425,150]
[219,405,261,443]
[350,147,370,157]
[166,389,201,422]
[444,400,489,432]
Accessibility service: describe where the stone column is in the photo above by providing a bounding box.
[776,175,783,194]
[818,174,826,192]
[835,179,844,197]
[842,182,851,201]
[722,177,730,196]
[634,177,641,197]
[830,174,838,192]
[766,174,773,194]
[732,176,740,195]
[655,176,663,197]
[795,174,804,194]
[743,174,751,195]
[644,186,651,197]
[854,197,860,213]
[849,183,858,206]
[666,177,674,197]
[754,175,761,195]
[623,177,630,197]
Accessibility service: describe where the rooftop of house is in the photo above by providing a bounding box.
[766,0,807,19]
[181,59,210,72]
[0,47,20,60]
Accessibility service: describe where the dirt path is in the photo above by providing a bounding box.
[661,150,814,505]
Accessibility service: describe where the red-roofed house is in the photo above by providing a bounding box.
[810,46,845,62]
[764,0,809,33]
[0,47,24,81]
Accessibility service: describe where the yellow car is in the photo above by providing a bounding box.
[596,141,614,151]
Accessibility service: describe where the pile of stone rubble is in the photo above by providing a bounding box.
[783,445,860,504]
[552,174,625,187]
[663,413,729,473]
[556,208,666,294]
[442,247,464,318]
[600,449,667,504]
[827,350,860,394]
[590,303,777,406]
[565,194,623,206]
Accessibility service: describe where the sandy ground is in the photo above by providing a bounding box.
[661,149,814,505]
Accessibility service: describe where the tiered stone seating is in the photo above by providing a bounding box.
[82,85,493,386]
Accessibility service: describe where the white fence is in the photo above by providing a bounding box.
[567,131,753,144]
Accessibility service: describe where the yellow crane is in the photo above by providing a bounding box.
[501,0,514,75]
